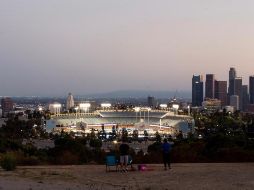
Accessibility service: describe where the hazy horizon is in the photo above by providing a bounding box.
[1,0,254,96]
[0,89,191,99]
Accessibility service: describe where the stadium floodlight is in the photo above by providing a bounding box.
[101,103,111,108]
[38,107,43,111]
[79,103,91,108]
[146,107,151,125]
[79,103,91,113]
[134,107,141,112]
[53,103,61,108]
[160,104,167,108]
[172,104,179,110]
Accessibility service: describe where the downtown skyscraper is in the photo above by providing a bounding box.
[205,74,215,99]
[191,67,252,112]
[250,76,254,104]
[234,77,243,110]
[242,85,249,111]
[215,80,227,106]
[192,75,203,107]
[228,67,237,97]
[227,68,246,111]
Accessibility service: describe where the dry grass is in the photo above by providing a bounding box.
[0,164,254,190]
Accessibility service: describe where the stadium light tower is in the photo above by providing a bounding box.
[134,107,141,122]
[172,104,179,115]
[160,104,167,110]
[143,108,145,121]
[101,103,111,110]
[53,103,61,108]
[79,103,91,113]
[187,105,190,116]
[147,107,151,126]
[38,107,43,112]
[74,107,79,118]
[52,103,61,115]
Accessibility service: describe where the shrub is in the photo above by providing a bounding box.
[89,139,102,148]
[1,154,17,171]
[147,142,162,153]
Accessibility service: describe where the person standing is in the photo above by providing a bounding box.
[119,140,130,172]
[162,139,172,170]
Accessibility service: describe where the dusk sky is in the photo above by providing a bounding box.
[1,0,254,96]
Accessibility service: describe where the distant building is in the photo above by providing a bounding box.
[230,95,239,111]
[66,93,75,110]
[228,67,237,97]
[192,75,203,107]
[242,85,249,112]
[250,76,254,104]
[205,74,215,99]
[1,97,14,117]
[234,77,243,110]
[147,96,156,108]
[224,106,235,113]
[246,104,254,113]
[215,80,227,106]
[202,98,221,113]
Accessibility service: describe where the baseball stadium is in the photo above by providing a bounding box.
[46,108,194,138]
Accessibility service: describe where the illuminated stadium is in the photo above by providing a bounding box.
[46,108,194,138]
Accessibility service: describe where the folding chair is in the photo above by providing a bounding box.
[105,155,118,172]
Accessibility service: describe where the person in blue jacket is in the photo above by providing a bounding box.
[162,138,172,170]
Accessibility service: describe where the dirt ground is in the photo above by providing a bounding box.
[0,163,254,190]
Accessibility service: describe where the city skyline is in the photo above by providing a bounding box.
[1,1,254,96]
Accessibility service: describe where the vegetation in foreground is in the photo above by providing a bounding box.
[1,110,254,170]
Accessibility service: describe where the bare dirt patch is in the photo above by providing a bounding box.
[0,163,254,190]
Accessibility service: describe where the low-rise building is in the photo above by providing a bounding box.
[202,98,221,113]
